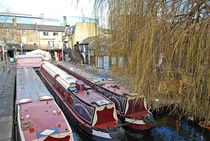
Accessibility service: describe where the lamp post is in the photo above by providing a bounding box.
[2,44,5,61]
[62,46,64,61]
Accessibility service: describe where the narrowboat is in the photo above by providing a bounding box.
[40,61,124,140]
[198,121,210,131]
[16,55,43,69]
[57,62,154,131]
[16,67,74,141]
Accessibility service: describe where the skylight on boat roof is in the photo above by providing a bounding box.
[17,98,32,104]
[39,95,53,101]
[95,99,111,106]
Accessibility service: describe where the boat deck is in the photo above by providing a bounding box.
[16,67,71,141]
[58,62,138,97]
[16,67,53,103]
[58,62,114,85]
[74,89,111,106]
[19,100,70,140]
[0,64,16,141]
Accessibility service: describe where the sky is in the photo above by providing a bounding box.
[0,0,95,18]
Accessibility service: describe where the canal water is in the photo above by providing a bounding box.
[72,115,210,141]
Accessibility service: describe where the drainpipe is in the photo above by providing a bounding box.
[20,43,23,54]
[2,43,5,62]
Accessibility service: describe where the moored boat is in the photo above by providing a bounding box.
[57,62,154,131]
[16,54,43,69]
[40,61,124,140]
[16,67,74,141]
[198,121,210,131]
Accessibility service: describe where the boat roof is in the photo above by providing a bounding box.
[42,61,77,86]
[16,67,72,140]
[16,67,53,104]
[58,62,139,97]
[16,55,43,68]
[70,88,112,107]
[58,75,112,107]
[58,62,114,84]
[19,100,70,141]
[43,62,112,107]
[101,83,138,97]
[17,54,43,58]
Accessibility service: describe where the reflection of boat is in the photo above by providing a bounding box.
[58,62,154,131]
[198,121,210,130]
[125,128,153,141]
[40,61,124,140]
[16,67,74,141]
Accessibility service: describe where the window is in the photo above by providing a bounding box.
[22,30,26,34]
[111,57,116,65]
[100,47,106,52]
[90,50,94,56]
[43,32,49,36]
[33,30,36,34]
[119,57,124,68]
[53,32,58,36]
[4,28,9,33]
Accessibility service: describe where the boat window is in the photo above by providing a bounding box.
[84,84,91,90]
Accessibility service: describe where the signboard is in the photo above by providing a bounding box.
[48,41,54,49]
[21,37,26,44]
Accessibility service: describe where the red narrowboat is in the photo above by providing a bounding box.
[16,55,43,68]
[198,121,210,131]
[40,61,124,140]
[16,67,74,141]
[57,62,154,131]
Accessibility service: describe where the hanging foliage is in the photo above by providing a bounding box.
[94,0,210,121]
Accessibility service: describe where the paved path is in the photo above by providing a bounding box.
[0,64,16,141]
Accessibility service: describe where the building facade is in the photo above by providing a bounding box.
[0,12,66,61]
[0,22,65,61]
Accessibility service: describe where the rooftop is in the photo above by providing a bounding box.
[0,23,65,32]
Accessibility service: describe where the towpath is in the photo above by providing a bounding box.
[0,62,16,141]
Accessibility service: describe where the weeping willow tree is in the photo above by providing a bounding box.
[93,0,210,121]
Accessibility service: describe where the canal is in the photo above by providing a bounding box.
[72,115,210,141]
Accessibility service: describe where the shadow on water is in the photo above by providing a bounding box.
[123,116,210,141]
[71,115,210,141]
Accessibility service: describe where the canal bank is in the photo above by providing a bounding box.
[0,63,16,141]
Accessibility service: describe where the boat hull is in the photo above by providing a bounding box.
[198,122,210,131]
[57,63,153,131]
[39,69,122,140]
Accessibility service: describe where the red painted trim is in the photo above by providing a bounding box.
[198,122,210,130]
[44,135,70,141]
[125,122,152,131]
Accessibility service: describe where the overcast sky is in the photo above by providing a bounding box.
[0,0,95,18]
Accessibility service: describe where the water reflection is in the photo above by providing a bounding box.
[72,116,210,141]
[124,116,209,141]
